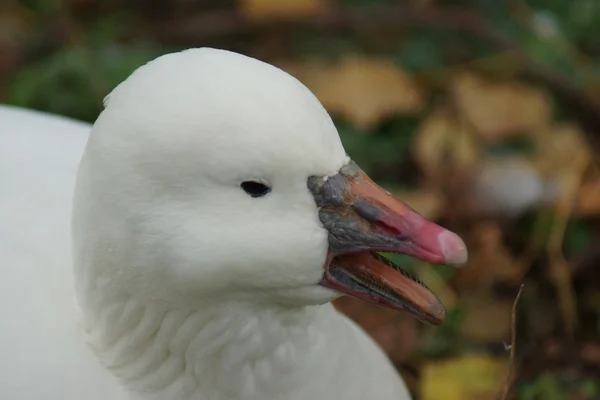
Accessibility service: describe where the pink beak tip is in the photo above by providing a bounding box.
[437,230,468,265]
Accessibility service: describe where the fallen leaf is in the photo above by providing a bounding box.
[530,122,592,218]
[533,122,591,175]
[577,171,600,216]
[412,107,480,179]
[451,72,552,141]
[538,124,589,339]
[240,0,328,21]
[392,188,445,220]
[287,56,424,129]
[421,354,508,400]
[454,223,523,292]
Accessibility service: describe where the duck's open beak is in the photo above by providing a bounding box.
[308,160,467,325]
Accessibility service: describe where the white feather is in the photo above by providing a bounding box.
[0,48,411,400]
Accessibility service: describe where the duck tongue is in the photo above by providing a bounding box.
[308,160,467,324]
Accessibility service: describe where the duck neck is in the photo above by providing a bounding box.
[79,295,362,400]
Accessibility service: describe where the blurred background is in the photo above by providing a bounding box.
[2,0,600,398]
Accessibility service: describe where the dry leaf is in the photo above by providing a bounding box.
[530,123,591,221]
[451,72,552,141]
[533,123,591,175]
[577,169,600,216]
[240,0,328,21]
[287,56,423,129]
[413,108,480,178]
[421,354,508,400]
[393,189,445,220]
[454,223,523,292]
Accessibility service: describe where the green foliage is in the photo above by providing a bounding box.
[336,117,418,178]
[393,29,448,72]
[579,378,600,398]
[564,220,596,256]
[518,372,600,400]
[519,373,567,400]
[7,14,164,122]
[9,42,162,121]
[421,308,465,358]
[380,253,417,276]
[16,0,60,14]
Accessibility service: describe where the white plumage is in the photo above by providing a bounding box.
[0,48,417,399]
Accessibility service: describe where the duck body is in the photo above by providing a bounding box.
[0,103,408,400]
[0,105,126,399]
[0,48,466,399]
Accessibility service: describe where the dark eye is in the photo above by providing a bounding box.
[241,181,271,198]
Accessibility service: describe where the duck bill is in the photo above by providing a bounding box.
[308,160,467,325]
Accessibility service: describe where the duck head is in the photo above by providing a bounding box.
[72,48,467,325]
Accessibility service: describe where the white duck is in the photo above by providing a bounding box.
[0,48,467,400]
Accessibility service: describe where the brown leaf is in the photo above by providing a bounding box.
[454,223,523,292]
[577,171,600,216]
[451,72,552,141]
[286,56,424,129]
[392,189,445,220]
[240,0,328,21]
[529,123,592,219]
[413,107,480,179]
[533,123,591,175]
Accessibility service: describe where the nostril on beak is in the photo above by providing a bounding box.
[373,219,402,236]
[352,199,403,236]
